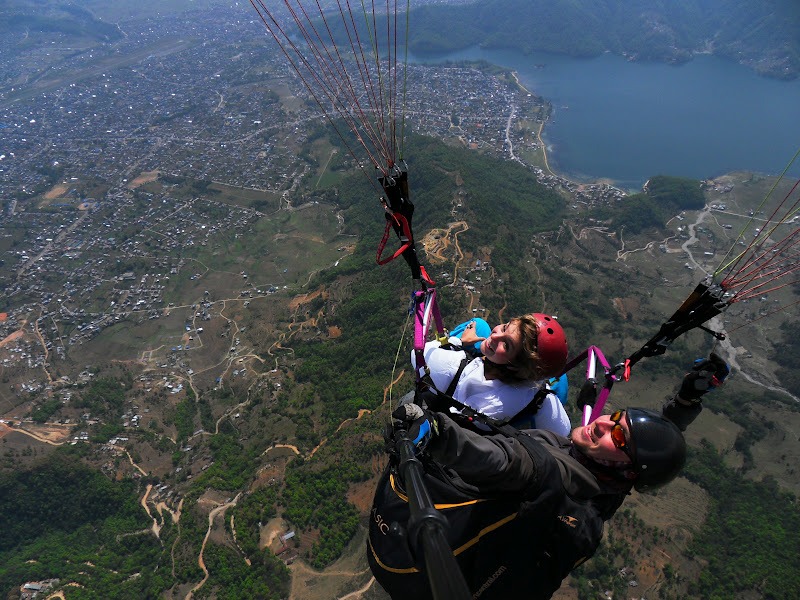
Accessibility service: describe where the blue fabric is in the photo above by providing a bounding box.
[550,373,569,406]
[450,318,491,354]
[411,419,432,452]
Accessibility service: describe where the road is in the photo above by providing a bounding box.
[186,493,243,600]
[681,205,713,275]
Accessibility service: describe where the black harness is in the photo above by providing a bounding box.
[418,355,552,433]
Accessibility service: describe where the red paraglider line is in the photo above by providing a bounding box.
[249,0,401,177]
[364,0,391,151]
[723,240,799,301]
[386,0,397,155]
[312,0,395,162]
[297,2,374,128]
[725,217,800,284]
[729,268,800,302]
[318,0,394,165]
[250,1,365,143]
[726,298,800,333]
[724,233,800,287]
[719,178,800,282]
[250,0,390,194]
[340,0,394,159]
[282,0,391,164]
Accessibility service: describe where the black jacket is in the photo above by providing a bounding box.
[367,413,631,599]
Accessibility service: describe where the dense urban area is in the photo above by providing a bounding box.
[0,6,628,404]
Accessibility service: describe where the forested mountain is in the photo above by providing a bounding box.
[0,1,122,41]
[408,0,800,79]
[4,0,796,78]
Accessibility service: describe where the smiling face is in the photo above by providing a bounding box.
[571,412,633,464]
[480,321,522,365]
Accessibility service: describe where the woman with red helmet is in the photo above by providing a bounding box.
[462,313,568,381]
[412,312,571,435]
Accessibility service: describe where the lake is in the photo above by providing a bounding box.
[410,47,800,190]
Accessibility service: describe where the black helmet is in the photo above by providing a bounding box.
[625,408,686,492]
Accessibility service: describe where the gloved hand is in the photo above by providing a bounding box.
[577,378,598,409]
[391,403,438,453]
[678,352,730,402]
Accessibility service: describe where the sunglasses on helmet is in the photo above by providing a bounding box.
[609,410,634,462]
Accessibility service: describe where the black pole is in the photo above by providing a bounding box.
[394,430,471,600]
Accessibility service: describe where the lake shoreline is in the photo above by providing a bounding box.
[509,70,630,192]
[411,46,800,187]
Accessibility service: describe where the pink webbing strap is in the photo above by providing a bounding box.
[412,289,445,382]
[585,345,617,425]
[565,346,623,426]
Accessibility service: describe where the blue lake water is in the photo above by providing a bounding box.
[410,48,800,189]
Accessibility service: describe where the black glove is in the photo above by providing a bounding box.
[416,388,452,413]
[577,378,598,410]
[678,353,730,402]
[391,403,438,453]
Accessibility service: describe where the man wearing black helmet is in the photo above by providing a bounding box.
[367,354,730,599]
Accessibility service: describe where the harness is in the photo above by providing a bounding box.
[419,353,553,431]
[379,404,610,599]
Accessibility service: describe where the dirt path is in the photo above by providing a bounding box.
[422,220,479,308]
[158,498,182,526]
[0,328,25,348]
[290,560,369,579]
[422,221,468,263]
[338,577,376,600]
[381,369,407,409]
[298,415,361,460]
[451,222,470,281]
[124,449,147,476]
[288,560,373,600]
[680,204,713,275]
[307,371,404,459]
[186,492,243,600]
[32,313,54,384]
[264,443,301,456]
[141,484,164,538]
[7,423,70,446]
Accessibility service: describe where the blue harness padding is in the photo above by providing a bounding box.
[550,373,569,406]
[449,318,491,355]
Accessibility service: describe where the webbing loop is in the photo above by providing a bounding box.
[376,210,413,266]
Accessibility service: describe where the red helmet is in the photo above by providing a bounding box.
[532,313,568,378]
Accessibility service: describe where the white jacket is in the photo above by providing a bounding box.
[413,339,571,437]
